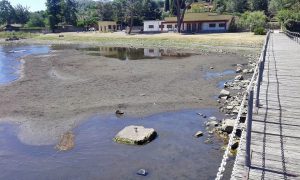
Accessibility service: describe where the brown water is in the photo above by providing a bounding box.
[0,109,231,180]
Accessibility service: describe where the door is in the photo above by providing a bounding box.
[187,24,191,33]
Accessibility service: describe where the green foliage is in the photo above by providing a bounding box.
[14,4,30,24]
[253,27,266,35]
[277,9,300,24]
[284,19,300,32]
[46,0,62,32]
[0,0,14,24]
[248,0,268,12]
[63,0,77,25]
[226,0,247,13]
[26,11,47,27]
[238,11,267,31]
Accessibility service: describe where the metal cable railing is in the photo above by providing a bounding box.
[215,31,271,180]
[284,30,300,44]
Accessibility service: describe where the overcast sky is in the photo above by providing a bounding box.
[9,0,46,12]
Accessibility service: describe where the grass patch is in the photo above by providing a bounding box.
[0,32,38,39]
[32,32,264,51]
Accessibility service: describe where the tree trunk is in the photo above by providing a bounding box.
[176,1,193,33]
[128,12,134,34]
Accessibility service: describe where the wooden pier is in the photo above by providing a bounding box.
[231,33,300,179]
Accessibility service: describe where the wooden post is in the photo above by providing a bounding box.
[246,90,254,167]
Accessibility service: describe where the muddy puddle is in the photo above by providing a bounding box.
[0,109,233,180]
[0,45,49,84]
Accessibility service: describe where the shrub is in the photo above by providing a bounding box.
[254,27,266,35]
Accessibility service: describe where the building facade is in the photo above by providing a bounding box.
[143,13,233,33]
[98,21,118,32]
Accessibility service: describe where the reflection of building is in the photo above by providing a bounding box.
[143,13,233,33]
[144,48,161,57]
[98,21,119,32]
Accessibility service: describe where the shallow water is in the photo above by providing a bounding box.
[0,45,49,84]
[0,109,226,180]
[205,69,236,80]
[52,45,192,60]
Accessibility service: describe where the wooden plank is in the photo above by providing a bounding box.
[230,33,300,179]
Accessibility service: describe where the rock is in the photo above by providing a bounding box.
[204,138,213,144]
[202,115,207,118]
[226,105,234,110]
[231,142,239,150]
[209,116,217,121]
[219,89,230,98]
[137,169,148,176]
[236,67,242,73]
[55,131,75,151]
[206,120,218,127]
[196,112,203,116]
[114,125,157,145]
[221,119,236,133]
[235,75,244,81]
[242,69,249,73]
[115,110,124,115]
[194,131,203,137]
[5,36,19,41]
[210,66,214,69]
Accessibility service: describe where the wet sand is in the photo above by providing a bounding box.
[0,46,251,145]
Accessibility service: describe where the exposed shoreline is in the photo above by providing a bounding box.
[0,43,257,145]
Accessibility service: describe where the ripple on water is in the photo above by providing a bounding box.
[0,109,228,180]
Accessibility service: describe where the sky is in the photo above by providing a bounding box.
[9,0,46,12]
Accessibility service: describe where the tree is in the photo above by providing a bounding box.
[14,4,30,24]
[238,11,267,31]
[165,0,170,11]
[226,0,247,13]
[46,0,62,32]
[143,0,162,20]
[124,0,143,34]
[0,0,14,24]
[26,11,47,27]
[63,0,78,25]
[248,0,268,12]
[172,0,196,33]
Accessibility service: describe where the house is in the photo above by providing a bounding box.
[98,21,119,32]
[143,13,233,33]
[1,24,22,31]
[163,13,233,33]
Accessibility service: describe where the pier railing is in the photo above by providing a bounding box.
[215,31,271,180]
[284,30,300,44]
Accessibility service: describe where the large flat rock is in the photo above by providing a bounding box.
[114,125,157,145]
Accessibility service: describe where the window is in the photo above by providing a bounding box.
[219,23,226,27]
[167,25,172,28]
[148,25,154,29]
[175,24,178,28]
[159,25,164,28]
[209,23,216,28]
[108,25,112,29]
[149,49,154,53]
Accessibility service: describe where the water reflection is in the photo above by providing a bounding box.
[51,45,192,60]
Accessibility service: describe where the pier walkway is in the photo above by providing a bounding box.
[231,33,300,179]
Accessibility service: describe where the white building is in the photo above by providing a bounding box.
[143,13,233,33]
[143,20,164,32]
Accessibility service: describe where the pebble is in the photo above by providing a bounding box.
[137,169,148,176]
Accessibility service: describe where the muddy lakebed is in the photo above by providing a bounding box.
[0,44,256,179]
